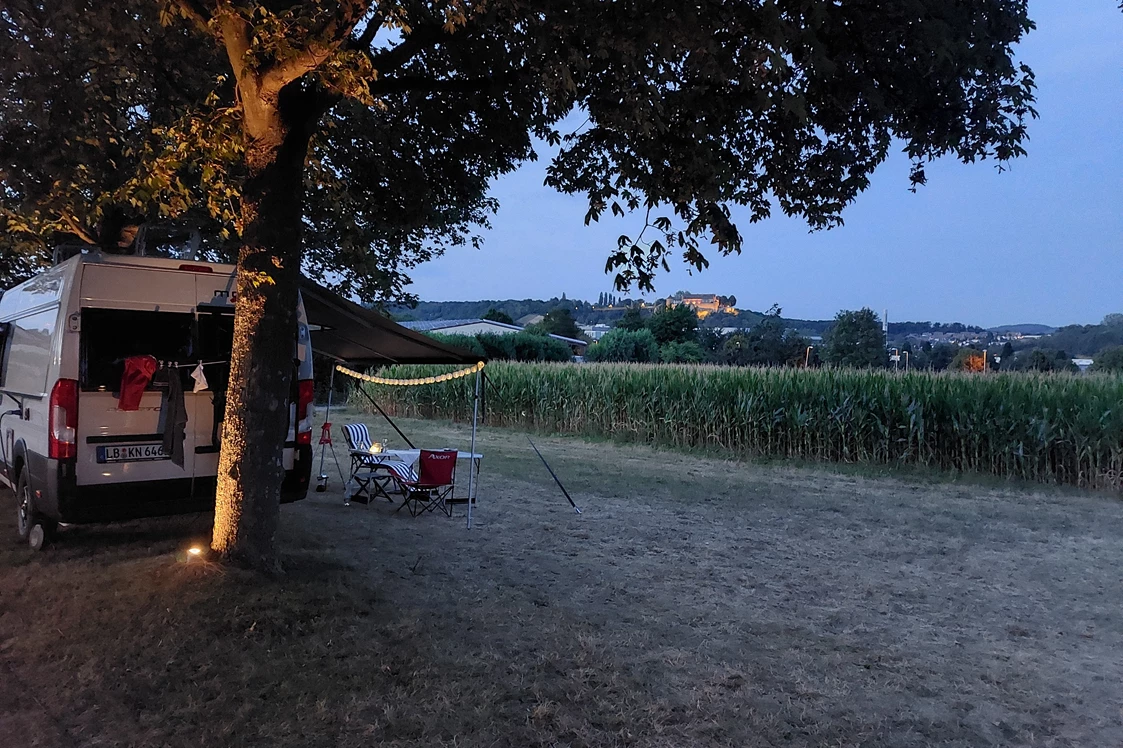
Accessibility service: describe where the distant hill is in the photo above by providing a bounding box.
[390,298,588,322]
[394,298,994,338]
[989,324,1056,335]
[395,298,1123,358]
[1026,323,1123,357]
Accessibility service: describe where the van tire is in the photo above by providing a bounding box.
[15,466,32,542]
[28,521,53,551]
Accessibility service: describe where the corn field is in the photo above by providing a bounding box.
[356,362,1123,490]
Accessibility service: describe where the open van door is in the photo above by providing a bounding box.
[75,308,198,493]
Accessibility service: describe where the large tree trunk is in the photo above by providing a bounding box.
[211,88,317,571]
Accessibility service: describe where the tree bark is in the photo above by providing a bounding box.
[211,85,317,571]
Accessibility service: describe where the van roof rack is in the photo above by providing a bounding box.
[52,244,96,266]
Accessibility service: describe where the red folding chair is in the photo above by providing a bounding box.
[392,450,457,517]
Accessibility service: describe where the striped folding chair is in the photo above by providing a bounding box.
[341,423,397,503]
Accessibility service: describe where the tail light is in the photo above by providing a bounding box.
[49,378,78,460]
[296,379,314,445]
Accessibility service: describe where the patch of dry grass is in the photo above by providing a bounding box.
[2,413,1122,746]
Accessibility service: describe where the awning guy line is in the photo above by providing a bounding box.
[335,361,484,386]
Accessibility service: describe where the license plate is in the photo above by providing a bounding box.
[96,443,168,463]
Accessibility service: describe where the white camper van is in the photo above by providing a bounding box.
[0,251,314,548]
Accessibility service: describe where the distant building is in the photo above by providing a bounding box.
[400,318,587,354]
[579,324,613,341]
[667,294,736,319]
[1072,358,1093,372]
[516,313,544,326]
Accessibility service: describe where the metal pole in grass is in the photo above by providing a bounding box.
[351,380,416,448]
[467,367,481,529]
[527,436,582,514]
[316,365,336,491]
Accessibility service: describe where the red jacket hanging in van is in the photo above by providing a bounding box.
[118,355,158,411]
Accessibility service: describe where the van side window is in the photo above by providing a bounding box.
[0,322,10,384]
[79,309,195,392]
[197,311,234,396]
[2,308,59,396]
[197,311,234,362]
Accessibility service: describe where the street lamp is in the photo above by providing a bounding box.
[805,345,813,367]
[890,347,900,372]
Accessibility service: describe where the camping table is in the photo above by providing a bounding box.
[349,448,483,505]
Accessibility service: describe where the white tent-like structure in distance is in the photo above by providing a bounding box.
[299,277,486,527]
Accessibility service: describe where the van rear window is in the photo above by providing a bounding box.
[80,309,195,392]
[197,310,234,363]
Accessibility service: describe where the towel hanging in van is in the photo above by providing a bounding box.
[118,355,158,411]
[190,362,208,393]
[161,365,188,468]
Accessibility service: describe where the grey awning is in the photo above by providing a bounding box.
[299,278,483,366]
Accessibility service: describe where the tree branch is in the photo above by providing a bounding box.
[352,3,387,51]
[260,1,376,95]
[60,214,98,245]
[261,43,335,95]
[369,75,501,96]
[369,23,448,76]
[218,11,256,87]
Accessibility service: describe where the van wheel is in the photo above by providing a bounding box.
[15,466,32,542]
[14,468,55,549]
[28,521,54,551]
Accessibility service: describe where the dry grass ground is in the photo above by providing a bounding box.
[2,411,1122,747]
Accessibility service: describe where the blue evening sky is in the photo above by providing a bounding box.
[407,1,1122,328]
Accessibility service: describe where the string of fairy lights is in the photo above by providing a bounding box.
[334,360,484,386]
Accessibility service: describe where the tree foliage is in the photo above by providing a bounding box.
[534,308,583,340]
[922,342,959,372]
[0,0,526,301]
[1,0,1037,295]
[823,308,886,368]
[475,332,572,362]
[1013,348,1078,373]
[1027,320,1123,358]
[585,328,660,363]
[615,307,647,332]
[951,347,986,372]
[646,304,698,346]
[659,341,706,364]
[428,331,570,362]
[1090,345,1123,374]
[482,308,515,325]
[721,305,807,367]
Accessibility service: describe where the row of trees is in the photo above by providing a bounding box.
[430,330,572,363]
[589,304,815,366]
[596,292,625,308]
[1089,346,1123,373]
[1011,314,1123,358]
[585,306,1123,374]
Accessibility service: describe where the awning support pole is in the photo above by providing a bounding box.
[467,368,481,529]
[317,365,336,480]
[353,381,416,449]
